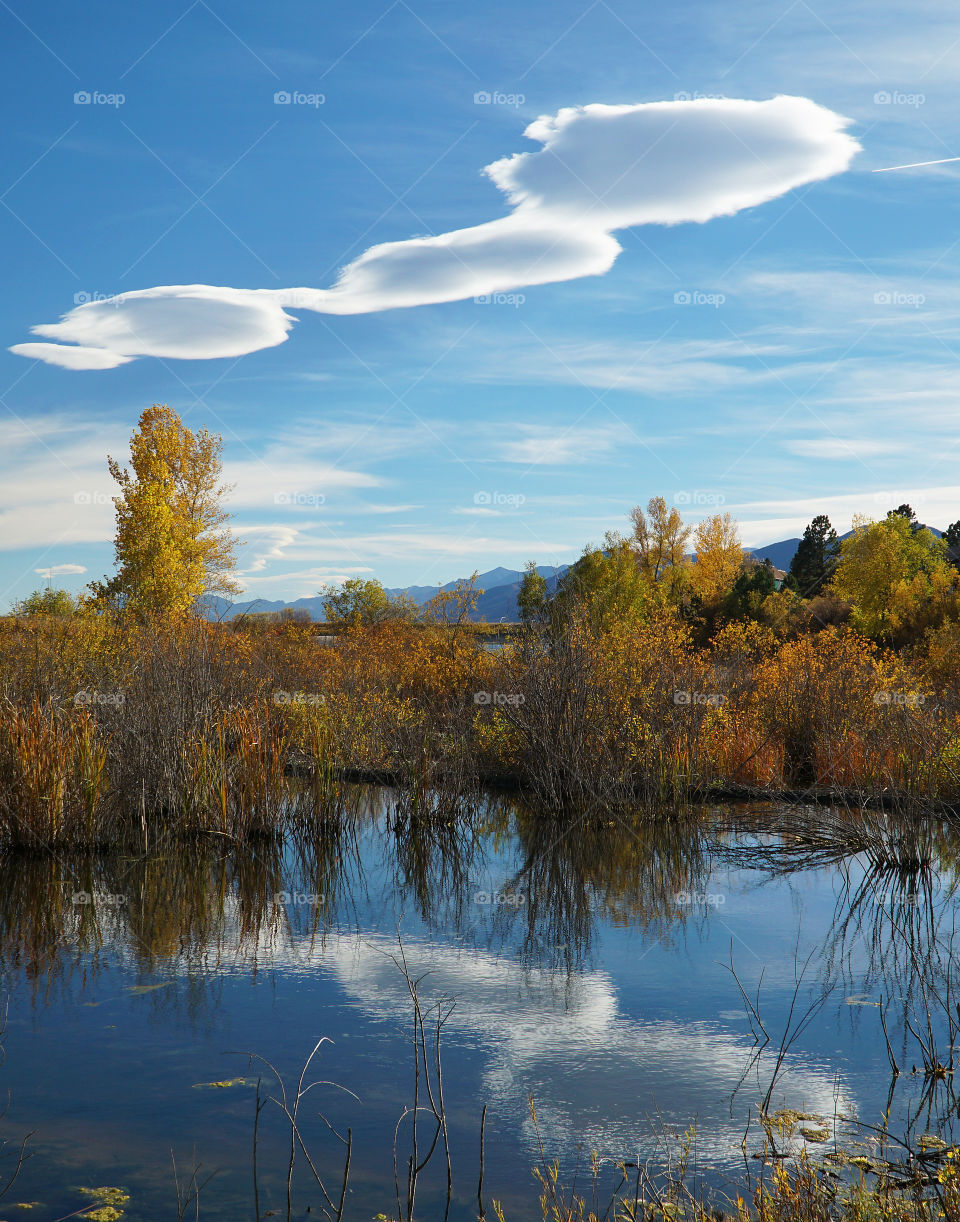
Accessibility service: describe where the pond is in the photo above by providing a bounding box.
[0,790,956,1219]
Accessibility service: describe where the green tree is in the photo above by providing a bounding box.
[723,558,778,621]
[12,588,78,616]
[321,578,394,626]
[789,514,840,597]
[91,405,241,616]
[555,533,649,631]
[517,561,548,624]
[830,513,958,640]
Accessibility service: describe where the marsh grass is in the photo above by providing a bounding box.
[2,609,960,847]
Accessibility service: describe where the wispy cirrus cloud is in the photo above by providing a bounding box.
[10,96,859,371]
[785,437,903,460]
[497,423,635,465]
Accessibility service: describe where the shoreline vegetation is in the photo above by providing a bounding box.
[4,405,960,847]
[1,601,960,847]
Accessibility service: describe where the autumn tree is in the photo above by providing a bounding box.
[789,514,840,597]
[630,496,691,602]
[690,512,744,603]
[830,513,958,641]
[91,405,240,616]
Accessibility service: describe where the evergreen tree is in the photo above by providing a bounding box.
[888,504,922,532]
[789,514,840,597]
[945,520,960,570]
[723,558,777,621]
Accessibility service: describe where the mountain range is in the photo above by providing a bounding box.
[207,526,943,624]
[206,540,801,623]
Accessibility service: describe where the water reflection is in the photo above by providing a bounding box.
[1,798,723,982]
[1,795,960,1212]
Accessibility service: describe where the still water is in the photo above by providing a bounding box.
[0,791,956,1218]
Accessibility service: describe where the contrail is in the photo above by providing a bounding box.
[873,156,960,172]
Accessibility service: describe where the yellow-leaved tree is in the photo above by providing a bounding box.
[630,496,691,604]
[691,512,744,604]
[830,512,958,641]
[91,404,241,616]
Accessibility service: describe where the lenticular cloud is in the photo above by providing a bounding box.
[11,96,860,371]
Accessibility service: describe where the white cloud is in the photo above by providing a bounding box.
[299,932,855,1164]
[485,97,856,228]
[35,563,87,576]
[735,484,960,544]
[9,343,134,370]
[0,417,127,551]
[224,455,380,511]
[236,564,375,594]
[16,285,295,365]
[12,96,859,371]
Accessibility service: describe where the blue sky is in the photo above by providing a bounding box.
[2,0,959,605]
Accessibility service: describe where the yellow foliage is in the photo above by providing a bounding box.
[93,404,240,617]
[691,512,744,603]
